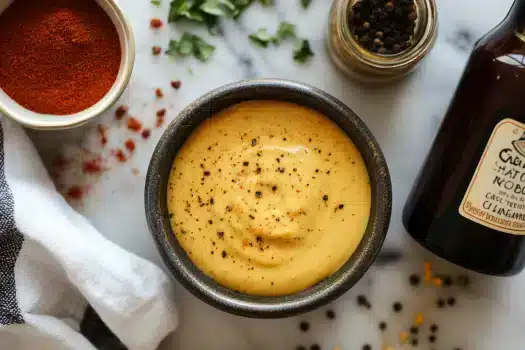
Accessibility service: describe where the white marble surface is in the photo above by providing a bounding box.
[28,0,525,349]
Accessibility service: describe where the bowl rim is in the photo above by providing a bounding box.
[0,0,135,130]
[145,79,392,318]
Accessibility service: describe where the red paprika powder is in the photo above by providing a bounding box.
[0,0,121,115]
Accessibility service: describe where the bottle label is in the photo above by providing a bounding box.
[460,118,525,235]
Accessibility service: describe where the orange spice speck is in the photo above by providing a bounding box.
[415,313,424,326]
[97,124,108,146]
[67,186,83,199]
[433,277,443,287]
[125,139,136,152]
[400,331,409,343]
[150,18,163,28]
[115,149,127,162]
[126,117,142,132]
[155,88,164,98]
[83,159,102,174]
[132,168,140,176]
[171,80,182,89]
[115,105,128,120]
[152,46,162,55]
[141,129,151,139]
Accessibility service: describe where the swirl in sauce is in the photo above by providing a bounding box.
[167,101,371,296]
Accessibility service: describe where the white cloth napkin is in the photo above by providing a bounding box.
[0,117,178,349]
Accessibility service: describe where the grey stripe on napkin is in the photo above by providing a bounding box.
[0,122,24,326]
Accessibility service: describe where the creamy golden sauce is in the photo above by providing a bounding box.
[167,101,371,296]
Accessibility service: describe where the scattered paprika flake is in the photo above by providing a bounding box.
[83,159,102,174]
[155,88,164,98]
[126,117,142,132]
[150,18,163,28]
[141,129,151,139]
[115,105,128,120]
[67,186,83,199]
[52,155,69,170]
[97,124,108,146]
[171,80,182,89]
[125,139,136,152]
[152,46,162,55]
[114,149,127,162]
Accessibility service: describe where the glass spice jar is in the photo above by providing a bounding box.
[327,0,438,84]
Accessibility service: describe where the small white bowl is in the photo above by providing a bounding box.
[0,0,135,130]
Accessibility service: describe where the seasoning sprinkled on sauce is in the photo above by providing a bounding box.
[142,129,151,139]
[167,101,371,296]
[67,186,83,199]
[155,88,164,98]
[152,46,162,55]
[125,139,135,152]
[115,149,127,162]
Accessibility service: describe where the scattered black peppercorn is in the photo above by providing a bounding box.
[393,301,403,312]
[430,324,438,333]
[310,345,320,350]
[255,191,262,199]
[323,195,329,201]
[299,321,310,332]
[249,214,255,220]
[457,274,471,288]
[409,326,418,335]
[409,273,421,286]
[429,335,436,343]
[272,186,278,192]
[436,298,445,308]
[379,321,387,331]
[203,170,211,176]
[296,346,307,350]
[217,231,224,238]
[350,0,417,54]
[447,297,456,306]
[325,309,336,320]
[338,204,345,209]
[357,294,372,309]
[251,138,257,146]
[411,338,418,346]
[362,345,371,350]
[442,276,453,287]
[221,250,227,258]
[243,161,249,166]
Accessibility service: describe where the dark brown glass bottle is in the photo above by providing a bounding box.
[403,0,525,275]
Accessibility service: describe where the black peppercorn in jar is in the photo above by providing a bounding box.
[327,0,438,84]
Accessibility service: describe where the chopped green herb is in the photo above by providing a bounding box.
[249,28,273,47]
[200,0,236,17]
[259,0,274,5]
[300,0,312,9]
[151,0,162,6]
[166,32,216,61]
[274,21,296,43]
[293,39,314,63]
[168,0,204,23]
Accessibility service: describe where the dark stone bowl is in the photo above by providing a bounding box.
[145,79,392,318]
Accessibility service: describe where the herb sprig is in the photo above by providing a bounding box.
[166,32,216,61]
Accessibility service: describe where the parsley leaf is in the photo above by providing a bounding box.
[293,39,314,63]
[200,0,236,16]
[274,22,296,44]
[151,0,162,6]
[168,0,204,23]
[300,0,312,9]
[165,32,216,61]
[193,36,216,61]
[249,28,273,47]
[259,0,274,5]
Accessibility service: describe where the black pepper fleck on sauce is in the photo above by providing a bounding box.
[299,321,310,332]
[322,195,328,201]
[429,335,436,343]
[203,171,211,176]
[325,309,336,320]
[338,204,344,209]
[221,250,227,258]
[411,338,418,346]
[255,191,262,199]
[436,298,445,308]
[251,138,257,146]
[447,297,456,306]
[243,161,249,166]
[362,345,371,350]
[272,186,278,192]
[296,346,306,350]
[409,273,421,286]
[393,301,403,312]
[310,344,320,350]
[379,321,387,331]
[430,324,438,333]
[410,326,418,334]
[357,294,371,309]
[217,231,224,238]
[249,214,255,220]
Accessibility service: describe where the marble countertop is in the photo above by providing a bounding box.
[29,0,525,349]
